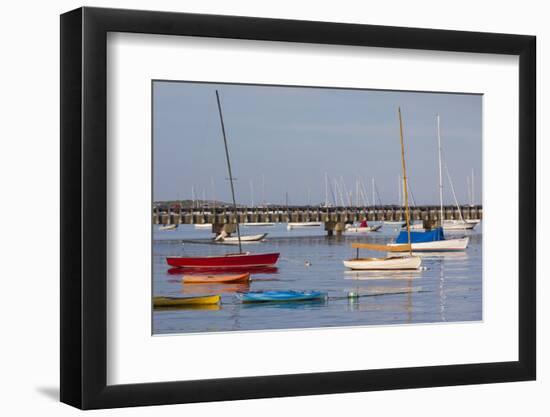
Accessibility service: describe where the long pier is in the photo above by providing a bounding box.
[153,205,482,235]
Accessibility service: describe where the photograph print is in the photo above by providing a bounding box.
[152,81,482,335]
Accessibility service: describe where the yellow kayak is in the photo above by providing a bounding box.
[153,294,221,308]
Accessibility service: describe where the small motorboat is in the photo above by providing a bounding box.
[215,233,267,243]
[159,224,177,231]
[442,219,478,231]
[345,224,382,233]
[183,273,251,284]
[384,220,405,226]
[287,222,322,230]
[167,252,280,269]
[237,290,327,303]
[153,294,220,307]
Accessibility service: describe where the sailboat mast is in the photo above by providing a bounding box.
[210,176,216,209]
[398,176,402,206]
[437,114,444,224]
[466,175,473,206]
[398,107,412,255]
[325,173,329,207]
[262,174,266,207]
[215,90,242,253]
[471,168,475,205]
[372,178,375,207]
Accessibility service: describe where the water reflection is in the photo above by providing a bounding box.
[240,299,328,310]
[154,304,221,312]
[180,283,250,295]
[153,223,482,334]
[344,270,422,280]
[167,266,279,275]
[390,251,469,260]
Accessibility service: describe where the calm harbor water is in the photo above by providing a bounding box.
[153,223,482,334]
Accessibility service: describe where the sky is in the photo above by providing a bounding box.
[153,81,482,206]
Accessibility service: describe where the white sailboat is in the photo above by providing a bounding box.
[396,115,469,250]
[159,224,178,231]
[343,107,422,271]
[215,232,268,243]
[194,223,212,229]
[287,222,323,230]
[395,116,473,246]
[244,222,275,227]
[344,224,382,233]
[442,219,478,231]
[438,123,477,234]
[441,168,480,230]
[387,236,469,251]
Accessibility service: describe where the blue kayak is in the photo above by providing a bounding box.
[237,290,327,303]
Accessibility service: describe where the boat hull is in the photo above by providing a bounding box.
[238,290,327,303]
[343,256,422,270]
[388,237,469,251]
[183,273,250,284]
[287,222,322,230]
[410,221,479,231]
[217,233,267,243]
[345,225,382,233]
[159,224,177,231]
[168,266,278,275]
[153,294,221,307]
[442,220,478,230]
[167,252,280,269]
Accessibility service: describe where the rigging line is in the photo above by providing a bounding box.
[359,177,371,207]
[407,178,417,207]
[374,181,383,206]
[327,174,337,207]
[442,155,467,230]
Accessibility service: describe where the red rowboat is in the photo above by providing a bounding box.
[166,252,280,269]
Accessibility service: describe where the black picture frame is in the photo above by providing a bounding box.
[60,6,536,410]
